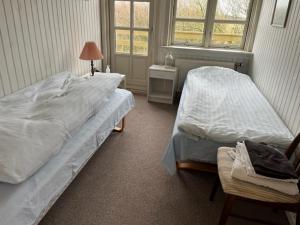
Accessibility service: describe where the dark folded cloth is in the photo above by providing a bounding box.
[244,140,297,180]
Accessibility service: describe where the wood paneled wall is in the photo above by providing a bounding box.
[0,0,101,97]
[252,0,300,135]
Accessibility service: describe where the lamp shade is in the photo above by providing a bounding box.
[79,42,103,60]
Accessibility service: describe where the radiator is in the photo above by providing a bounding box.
[175,58,236,90]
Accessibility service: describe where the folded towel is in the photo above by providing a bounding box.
[244,140,297,180]
[233,143,298,184]
[236,142,298,184]
[231,154,299,195]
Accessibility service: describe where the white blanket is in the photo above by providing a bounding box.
[178,67,294,148]
[0,72,123,184]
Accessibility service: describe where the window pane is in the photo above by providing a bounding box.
[211,23,245,46]
[176,0,208,19]
[133,31,148,56]
[115,29,130,54]
[174,21,204,45]
[134,2,150,28]
[115,1,130,27]
[215,0,250,20]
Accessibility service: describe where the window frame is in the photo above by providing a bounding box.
[113,0,152,56]
[171,0,254,49]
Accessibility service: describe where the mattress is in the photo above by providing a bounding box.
[178,67,294,147]
[162,83,234,175]
[0,72,124,184]
[0,88,134,225]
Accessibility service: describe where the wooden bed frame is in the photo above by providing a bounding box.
[176,161,217,173]
[113,117,125,133]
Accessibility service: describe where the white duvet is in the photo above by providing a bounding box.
[0,72,123,184]
[178,67,294,148]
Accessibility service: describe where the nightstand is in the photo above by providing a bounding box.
[147,65,178,104]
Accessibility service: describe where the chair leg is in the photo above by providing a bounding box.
[209,176,220,201]
[218,194,236,225]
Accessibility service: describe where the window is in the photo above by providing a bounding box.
[114,0,150,56]
[172,0,253,49]
[114,1,131,54]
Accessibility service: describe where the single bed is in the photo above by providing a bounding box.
[162,67,294,175]
[162,78,231,175]
[0,81,134,225]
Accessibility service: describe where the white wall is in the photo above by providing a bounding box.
[0,0,101,97]
[251,0,300,135]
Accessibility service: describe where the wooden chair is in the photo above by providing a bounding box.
[214,133,300,225]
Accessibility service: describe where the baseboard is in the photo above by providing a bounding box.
[286,211,296,225]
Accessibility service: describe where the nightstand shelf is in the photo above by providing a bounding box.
[150,92,171,98]
[148,65,178,104]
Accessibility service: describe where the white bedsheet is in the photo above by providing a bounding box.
[0,88,134,225]
[178,67,294,148]
[0,72,123,184]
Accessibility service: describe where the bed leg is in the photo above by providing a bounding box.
[113,117,125,133]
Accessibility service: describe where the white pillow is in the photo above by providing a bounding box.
[0,118,68,184]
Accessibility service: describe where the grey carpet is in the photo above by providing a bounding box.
[40,95,289,225]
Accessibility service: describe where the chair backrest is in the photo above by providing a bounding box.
[285,133,300,176]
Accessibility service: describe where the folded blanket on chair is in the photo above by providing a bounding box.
[229,142,299,195]
[232,142,298,183]
[244,140,297,180]
[231,152,299,195]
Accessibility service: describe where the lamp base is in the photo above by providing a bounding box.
[91,60,95,76]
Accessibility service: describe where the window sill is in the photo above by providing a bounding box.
[162,45,253,57]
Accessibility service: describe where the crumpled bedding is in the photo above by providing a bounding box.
[0,88,134,225]
[0,72,123,184]
[178,66,294,148]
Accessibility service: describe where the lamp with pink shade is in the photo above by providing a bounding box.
[79,42,104,76]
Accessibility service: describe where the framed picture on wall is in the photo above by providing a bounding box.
[271,0,292,28]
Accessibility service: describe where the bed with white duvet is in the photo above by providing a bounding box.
[162,67,294,175]
[0,72,134,225]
